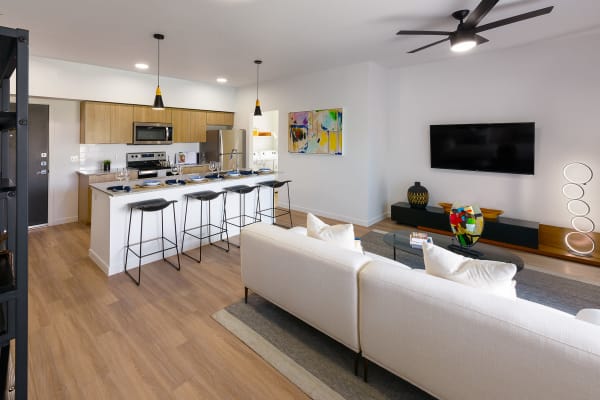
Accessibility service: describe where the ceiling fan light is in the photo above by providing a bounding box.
[451,39,477,52]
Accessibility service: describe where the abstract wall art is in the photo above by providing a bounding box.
[288,108,343,155]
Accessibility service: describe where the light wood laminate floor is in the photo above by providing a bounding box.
[27,211,600,398]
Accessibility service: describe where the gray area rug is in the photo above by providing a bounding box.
[224,295,435,400]
[360,231,600,315]
[216,231,600,400]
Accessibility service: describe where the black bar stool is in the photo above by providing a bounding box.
[124,198,181,286]
[257,180,293,228]
[224,184,261,247]
[181,190,230,262]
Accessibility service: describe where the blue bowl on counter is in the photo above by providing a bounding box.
[107,185,131,192]
[165,179,186,185]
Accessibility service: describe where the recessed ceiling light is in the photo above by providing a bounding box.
[135,63,149,70]
[216,77,228,84]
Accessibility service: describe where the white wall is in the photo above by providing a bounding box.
[234,62,388,226]
[387,30,600,229]
[17,56,237,110]
[366,63,389,225]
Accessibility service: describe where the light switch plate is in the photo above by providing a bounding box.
[70,155,79,162]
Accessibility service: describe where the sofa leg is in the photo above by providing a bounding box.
[354,351,361,376]
[244,287,248,304]
[363,358,368,382]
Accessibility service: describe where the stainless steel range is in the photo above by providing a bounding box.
[126,151,171,178]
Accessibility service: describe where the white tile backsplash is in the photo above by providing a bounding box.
[79,143,200,171]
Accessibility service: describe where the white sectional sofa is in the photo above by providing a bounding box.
[240,223,600,400]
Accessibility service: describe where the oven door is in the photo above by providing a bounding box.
[133,123,173,145]
[137,169,159,179]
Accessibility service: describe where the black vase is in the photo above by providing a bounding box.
[407,181,429,209]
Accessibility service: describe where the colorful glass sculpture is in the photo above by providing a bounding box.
[449,203,485,247]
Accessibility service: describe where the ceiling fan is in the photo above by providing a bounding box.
[396,0,554,53]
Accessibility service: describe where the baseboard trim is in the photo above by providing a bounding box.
[88,248,110,275]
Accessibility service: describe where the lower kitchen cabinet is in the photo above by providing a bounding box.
[78,171,138,224]
[182,165,210,175]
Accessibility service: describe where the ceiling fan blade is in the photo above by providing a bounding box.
[475,34,489,44]
[463,0,499,29]
[407,37,450,54]
[397,30,452,36]
[475,6,554,33]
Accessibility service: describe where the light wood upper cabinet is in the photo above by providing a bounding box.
[81,101,230,144]
[81,102,111,143]
[133,105,172,123]
[206,111,234,126]
[190,110,207,142]
[171,109,207,143]
[171,108,191,143]
[110,104,133,144]
[81,102,133,144]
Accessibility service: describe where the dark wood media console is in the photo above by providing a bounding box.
[391,202,600,268]
[391,202,539,249]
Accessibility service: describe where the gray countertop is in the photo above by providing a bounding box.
[89,172,276,197]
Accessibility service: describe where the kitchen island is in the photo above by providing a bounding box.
[89,173,278,276]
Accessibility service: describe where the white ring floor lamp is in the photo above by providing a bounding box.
[562,162,595,255]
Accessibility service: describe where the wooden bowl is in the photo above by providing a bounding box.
[438,202,504,220]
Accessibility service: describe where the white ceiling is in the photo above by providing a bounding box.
[2,0,600,87]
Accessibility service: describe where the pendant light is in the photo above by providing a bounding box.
[253,59,262,116]
[152,33,165,110]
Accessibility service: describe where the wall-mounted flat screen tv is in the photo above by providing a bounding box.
[430,122,535,175]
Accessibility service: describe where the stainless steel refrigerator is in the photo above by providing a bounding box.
[203,129,246,171]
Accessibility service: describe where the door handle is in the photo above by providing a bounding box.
[36,169,48,175]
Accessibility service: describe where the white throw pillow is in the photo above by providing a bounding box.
[422,242,517,299]
[306,213,359,252]
[576,309,600,326]
[291,224,363,252]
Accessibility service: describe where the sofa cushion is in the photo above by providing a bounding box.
[422,242,517,299]
[306,213,361,252]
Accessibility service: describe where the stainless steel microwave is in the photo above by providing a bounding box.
[133,122,173,145]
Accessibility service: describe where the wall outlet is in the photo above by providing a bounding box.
[70,155,79,162]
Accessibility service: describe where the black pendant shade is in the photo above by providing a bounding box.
[152,33,165,110]
[254,99,262,117]
[254,60,262,116]
[153,86,164,109]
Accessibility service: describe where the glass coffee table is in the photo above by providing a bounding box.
[383,230,524,271]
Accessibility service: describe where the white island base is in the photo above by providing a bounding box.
[89,174,277,276]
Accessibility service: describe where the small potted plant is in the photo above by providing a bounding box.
[102,159,111,172]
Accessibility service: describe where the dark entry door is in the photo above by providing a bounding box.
[10,103,49,226]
